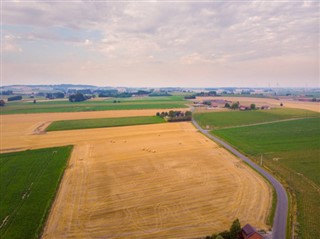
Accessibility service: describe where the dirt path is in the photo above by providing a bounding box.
[217,117,314,130]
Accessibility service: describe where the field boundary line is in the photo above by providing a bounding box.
[213,117,318,130]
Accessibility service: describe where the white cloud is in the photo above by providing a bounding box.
[2,34,22,52]
[2,1,319,87]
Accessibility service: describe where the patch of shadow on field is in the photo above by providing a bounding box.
[32,121,51,135]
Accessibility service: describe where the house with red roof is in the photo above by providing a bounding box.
[241,224,263,239]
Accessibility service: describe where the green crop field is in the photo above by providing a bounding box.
[0,96,188,115]
[193,108,319,129]
[0,146,73,239]
[212,118,320,239]
[47,116,166,131]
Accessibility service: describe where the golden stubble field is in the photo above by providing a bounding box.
[1,110,271,238]
[0,109,184,152]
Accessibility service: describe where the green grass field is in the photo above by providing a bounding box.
[193,108,319,129]
[47,116,166,131]
[0,146,73,239]
[0,96,188,115]
[212,118,320,239]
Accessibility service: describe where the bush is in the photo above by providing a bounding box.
[229,219,241,239]
[0,99,5,106]
[231,102,239,110]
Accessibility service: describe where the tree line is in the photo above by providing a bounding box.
[156,110,192,122]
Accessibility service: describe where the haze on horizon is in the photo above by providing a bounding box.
[2,0,319,88]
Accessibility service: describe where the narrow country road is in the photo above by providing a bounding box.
[191,118,288,239]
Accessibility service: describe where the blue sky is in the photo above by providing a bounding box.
[2,0,319,87]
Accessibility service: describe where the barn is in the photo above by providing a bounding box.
[241,224,263,239]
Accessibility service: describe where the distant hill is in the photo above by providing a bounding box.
[1,84,99,89]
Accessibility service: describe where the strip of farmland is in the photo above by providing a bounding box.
[46,116,166,131]
[0,146,73,239]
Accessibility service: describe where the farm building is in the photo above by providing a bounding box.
[239,105,250,111]
[241,224,263,239]
[261,105,271,110]
[193,103,205,107]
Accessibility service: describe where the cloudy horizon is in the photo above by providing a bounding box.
[2,1,319,88]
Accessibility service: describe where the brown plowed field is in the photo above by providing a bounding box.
[1,110,271,238]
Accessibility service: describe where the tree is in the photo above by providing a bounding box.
[208,91,217,96]
[0,100,5,106]
[219,231,231,239]
[229,219,241,239]
[33,99,36,104]
[53,92,65,98]
[46,93,54,99]
[69,93,87,102]
[168,110,175,117]
[156,112,160,117]
[230,102,239,110]
[185,111,192,117]
[250,103,256,110]
[280,102,283,107]
[225,102,230,108]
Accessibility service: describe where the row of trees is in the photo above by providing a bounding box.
[184,91,217,100]
[1,90,13,95]
[46,92,65,99]
[225,102,256,110]
[7,96,23,101]
[149,92,171,97]
[68,93,91,102]
[156,111,192,122]
[206,219,242,239]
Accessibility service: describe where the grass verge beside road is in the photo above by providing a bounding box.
[46,116,166,131]
[0,146,73,239]
[212,118,320,239]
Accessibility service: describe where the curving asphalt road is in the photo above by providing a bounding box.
[191,118,288,239]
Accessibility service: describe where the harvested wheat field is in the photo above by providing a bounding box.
[35,123,271,239]
[1,111,271,238]
[0,109,184,152]
[200,96,320,112]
